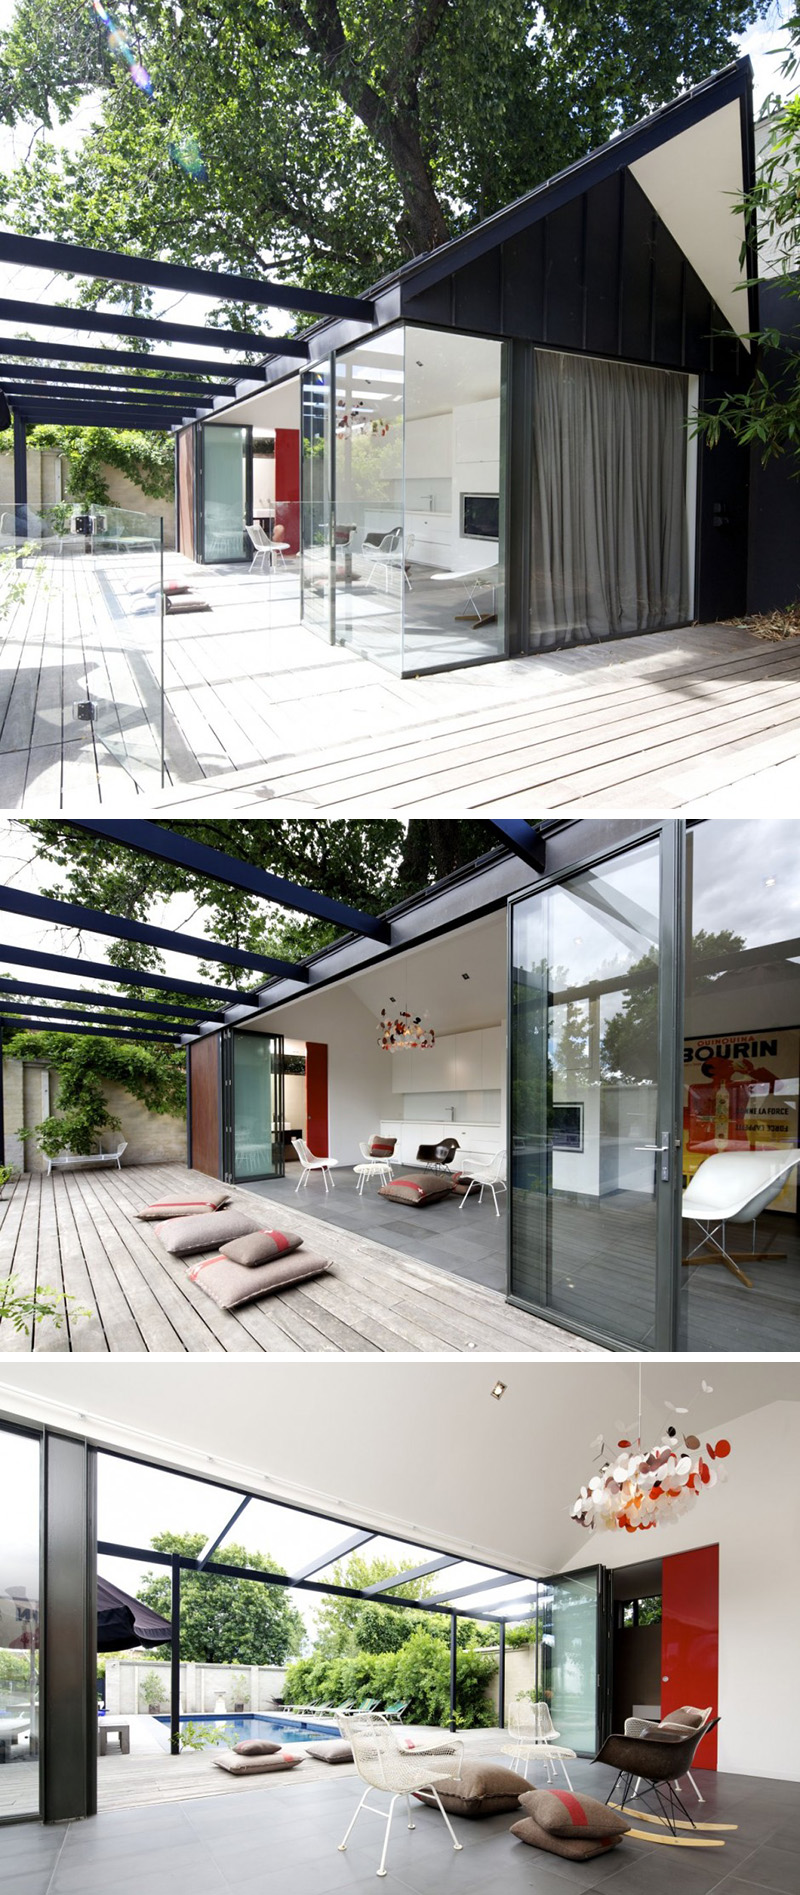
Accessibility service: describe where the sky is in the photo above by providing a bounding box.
[0,2,794,364]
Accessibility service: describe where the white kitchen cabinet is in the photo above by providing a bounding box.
[405,413,453,478]
[480,1025,504,1088]
[389,1024,503,1094]
[452,1033,482,1091]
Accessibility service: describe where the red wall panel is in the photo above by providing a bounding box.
[661,1544,719,1768]
[274,428,300,554]
[305,1042,329,1157]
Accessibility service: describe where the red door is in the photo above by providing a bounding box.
[661,1545,719,1768]
[305,1042,329,1157]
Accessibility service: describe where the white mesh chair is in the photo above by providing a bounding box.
[338,1712,464,1878]
[502,1696,576,1787]
[354,1142,395,1194]
[245,522,272,571]
[458,1150,507,1216]
[291,1136,339,1192]
[682,1150,800,1288]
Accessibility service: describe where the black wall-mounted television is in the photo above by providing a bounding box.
[461,493,499,540]
[551,1103,584,1152]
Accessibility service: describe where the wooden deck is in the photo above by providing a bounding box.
[2,545,799,812]
[155,624,800,815]
[0,1165,599,1354]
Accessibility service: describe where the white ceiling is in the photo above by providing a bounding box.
[631,99,750,345]
[1,1360,794,1579]
[209,376,301,428]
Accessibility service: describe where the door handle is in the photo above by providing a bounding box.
[635,1135,671,1182]
[662,1675,669,1683]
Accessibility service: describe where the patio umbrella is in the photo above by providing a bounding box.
[97,1576,171,1652]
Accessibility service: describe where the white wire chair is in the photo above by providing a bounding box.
[291,1137,339,1192]
[338,1712,464,1878]
[355,1142,395,1194]
[457,1150,507,1216]
[501,1696,576,1786]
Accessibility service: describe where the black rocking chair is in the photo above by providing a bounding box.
[593,1717,719,1835]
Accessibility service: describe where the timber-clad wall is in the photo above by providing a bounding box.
[188,1035,221,1179]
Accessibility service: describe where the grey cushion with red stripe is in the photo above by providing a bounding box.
[154,1210,259,1255]
[518,1788,630,1838]
[379,1171,453,1206]
[220,1228,303,1268]
[188,1249,332,1310]
[137,1193,230,1221]
[511,1816,626,1860]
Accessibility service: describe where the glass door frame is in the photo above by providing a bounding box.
[220,1027,286,1184]
[0,1413,45,1827]
[506,821,685,1352]
[525,1563,613,1757]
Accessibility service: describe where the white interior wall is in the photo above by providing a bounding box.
[245,986,394,1164]
[403,396,500,571]
[562,1400,800,1781]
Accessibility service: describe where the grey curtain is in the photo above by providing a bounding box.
[530,351,690,649]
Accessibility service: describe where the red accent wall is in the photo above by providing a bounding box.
[274,428,300,554]
[661,1545,719,1769]
[305,1042,329,1157]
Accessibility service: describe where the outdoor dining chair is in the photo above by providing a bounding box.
[682,1149,800,1288]
[337,1712,464,1878]
[501,1697,575,1786]
[458,1150,507,1216]
[291,1137,339,1192]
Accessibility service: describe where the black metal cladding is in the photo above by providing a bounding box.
[401,168,744,381]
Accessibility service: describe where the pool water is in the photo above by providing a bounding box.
[154,1712,337,1749]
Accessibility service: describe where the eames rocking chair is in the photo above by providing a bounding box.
[682,1149,800,1288]
[338,1712,464,1878]
[594,1716,720,1835]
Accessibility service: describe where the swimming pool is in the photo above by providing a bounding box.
[154,1712,337,1749]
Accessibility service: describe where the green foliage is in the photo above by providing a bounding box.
[601,929,746,1081]
[140,1668,168,1710]
[506,1620,541,1647]
[694,9,800,470]
[0,1274,89,1333]
[177,1719,231,1750]
[0,0,764,295]
[0,543,39,620]
[136,1532,306,1665]
[311,1554,439,1659]
[0,1650,33,1685]
[286,1629,495,1728]
[0,1164,20,1193]
[0,424,173,507]
[6,1028,185,1157]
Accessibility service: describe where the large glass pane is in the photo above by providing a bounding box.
[402,326,506,670]
[300,364,334,635]
[510,838,662,1346]
[333,328,405,670]
[541,1569,600,1754]
[682,819,800,1352]
[0,1426,40,1821]
[233,1032,283,1181]
[202,425,247,562]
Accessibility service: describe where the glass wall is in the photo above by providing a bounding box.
[541,1570,603,1754]
[302,324,507,674]
[202,425,247,562]
[510,837,663,1348]
[0,1425,40,1821]
[232,1031,284,1182]
[300,364,333,633]
[681,820,800,1353]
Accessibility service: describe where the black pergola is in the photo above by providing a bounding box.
[0,820,545,1165]
[0,226,375,525]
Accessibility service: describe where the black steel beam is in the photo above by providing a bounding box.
[14,405,186,431]
[14,395,194,420]
[6,1020,181,1044]
[170,1556,181,1757]
[12,409,26,527]
[1,367,233,399]
[0,337,264,378]
[0,939,248,1004]
[0,1025,4,1167]
[0,297,310,356]
[0,998,195,1034]
[0,228,374,324]
[290,1530,375,1584]
[498,1620,506,1728]
[72,823,392,944]
[489,821,546,874]
[364,1555,460,1596]
[197,1496,251,1570]
[0,975,220,1022]
[0,885,309,981]
[449,1613,458,1733]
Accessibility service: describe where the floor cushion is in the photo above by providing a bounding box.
[220,1228,303,1267]
[189,1250,333,1310]
[511,1817,625,1860]
[306,1740,353,1763]
[233,1739,281,1756]
[214,1749,302,1775]
[379,1171,454,1207]
[518,1789,631,1839]
[137,1194,230,1221]
[154,1210,259,1256]
[414,1762,531,1817]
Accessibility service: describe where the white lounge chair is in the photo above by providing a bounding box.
[46,1140,127,1176]
[291,1137,339,1193]
[682,1149,800,1288]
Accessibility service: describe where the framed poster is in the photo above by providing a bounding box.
[683,1029,800,1213]
[551,1103,584,1152]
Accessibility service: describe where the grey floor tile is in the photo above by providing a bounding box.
[719,1847,800,1895]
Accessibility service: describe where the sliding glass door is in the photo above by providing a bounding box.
[509,827,683,1348]
[540,1566,611,1755]
[221,1030,285,1182]
[0,1424,41,1821]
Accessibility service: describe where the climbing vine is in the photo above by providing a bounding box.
[0,424,173,506]
[7,1029,185,1157]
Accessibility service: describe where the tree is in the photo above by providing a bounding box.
[0,1,766,300]
[311,1553,439,1658]
[0,424,174,508]
[16,819,496,977]
[694,9,800,472]
[601,929,746,1082]
[135,1532,305,1664]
